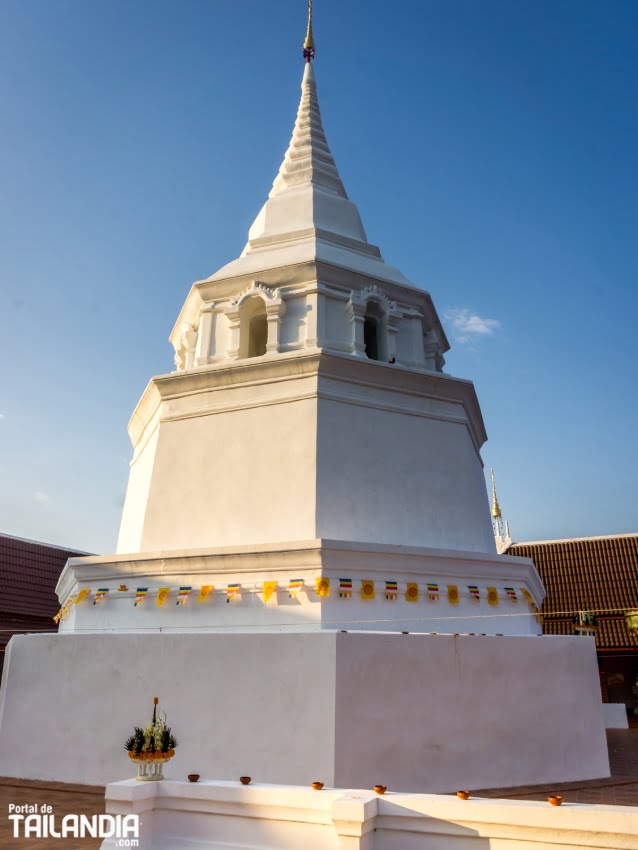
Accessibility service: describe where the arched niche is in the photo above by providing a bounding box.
[239,296,268,359]
[348,286,401,364]
[363,299,387,362]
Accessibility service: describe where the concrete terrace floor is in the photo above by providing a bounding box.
[0,779,105,850]
[1,730,637,848]
[475,728,638,806]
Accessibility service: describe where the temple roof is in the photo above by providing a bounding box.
[0,533,89,660]
[205,63,419,291]
[508,534,638,650]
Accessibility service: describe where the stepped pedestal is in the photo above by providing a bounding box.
[0,631,608,789]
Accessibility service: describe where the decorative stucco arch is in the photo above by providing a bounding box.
[225,282,287,360]
[347,285,402,362]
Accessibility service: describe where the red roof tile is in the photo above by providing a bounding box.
[0,533,89,619]
[508,535,638,650]
[0,612,58,651]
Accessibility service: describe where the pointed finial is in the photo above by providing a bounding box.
[302,0,315,62]
[490,468,502,519]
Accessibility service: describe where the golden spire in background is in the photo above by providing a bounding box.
[490,468,502,519]
[303,0,315,61]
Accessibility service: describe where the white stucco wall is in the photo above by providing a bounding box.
[56,539,544,637]
[333,632,608,792]
[603,703,629,729]
[101,780,638,850]
[131,395,319,553]
[315,394,495,553]
[117,354,493,556]
[117,424,160,554]
[0,631,607,790]
[0,632,337,787]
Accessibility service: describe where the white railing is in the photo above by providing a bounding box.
[101,778,638,850]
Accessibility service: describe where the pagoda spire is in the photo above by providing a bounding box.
[240,41,373,256]
[268,59,346,199]
[303,0,315,62]
[490,468,512,554]
[490,468,502,520]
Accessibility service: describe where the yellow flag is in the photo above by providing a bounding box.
[520,588,543,625]
[53,610,62,624]
[487,587,499,606]
[74,588,90,605]
[447,585,459,605]
[405,583,419,603]
[156,587,171,606]
[198,585,213,602]
[361,579,375,600]
[316,577,330,597]
[262,581,277,603]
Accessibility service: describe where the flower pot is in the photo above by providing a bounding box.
[456,791,470,800]
[311,782,324,791]
[128,750,175,781]
[188,774,200,783]
[374,785,387,795]
[548,795,563,806]
[239,776,251,785]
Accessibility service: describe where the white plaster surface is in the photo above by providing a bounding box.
[116,353,496,556]
[315,395,495,553]
[56,539,544,637]
[101,779,638,850]
[0,631,608,790]
[603,703,629,729]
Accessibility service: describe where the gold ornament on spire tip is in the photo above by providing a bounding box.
[302,0,315,61]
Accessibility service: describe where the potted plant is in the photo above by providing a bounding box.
[124,697,178,781]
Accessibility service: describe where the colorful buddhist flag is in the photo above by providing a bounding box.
[156,587,170,607]
[262,581,277,603]
[134,588,149,607]
[447,585,460,605]
[54,598,70,623]
[520,588,543,624]
[176,587,192,606]
[405,583,419,603]
[339,579,353,599]
[361,579,375,600]
[316,577,330,597]
[288,578,304,598]
[487,587,499,606]
[385,581,398,601]
[468,585,480,602]
[74,588,91,605]
[227,583,240,603]
[93,588,109,605]
[505,587,518,603]
[198,585,213,603]
[57,598,73,621]
[427,583,440,601]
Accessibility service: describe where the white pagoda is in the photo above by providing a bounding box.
[0,9,608,793]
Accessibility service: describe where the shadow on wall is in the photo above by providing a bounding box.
[366,798,490,850]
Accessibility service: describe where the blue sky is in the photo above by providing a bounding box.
[0,0,636,553]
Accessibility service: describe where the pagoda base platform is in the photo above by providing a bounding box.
[0,630,608,790]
